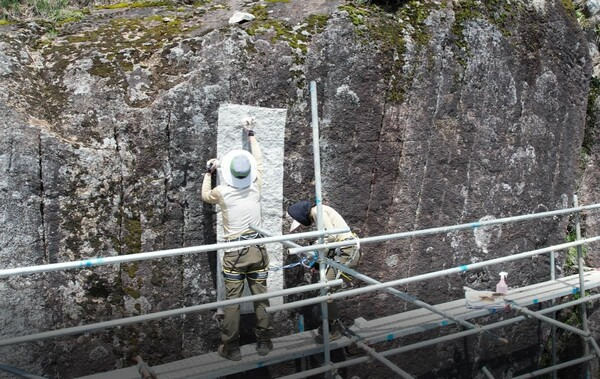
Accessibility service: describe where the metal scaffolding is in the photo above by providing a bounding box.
[2,81,600,379]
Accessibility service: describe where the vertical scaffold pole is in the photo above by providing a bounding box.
[550,245,557,379]
[574,195,590,378]
[310,80,331,366]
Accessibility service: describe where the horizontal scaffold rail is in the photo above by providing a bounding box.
[0,280,342,347]
[0,228,349,278]
[5,202,600,378]
[278,292,600,379]
[288,203,600,255]
[268,235,600,313]
[252,225,508,344]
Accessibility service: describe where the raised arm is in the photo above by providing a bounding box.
[201,159,221,204]
[245,123,263,190]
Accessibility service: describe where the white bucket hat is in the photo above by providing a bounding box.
[220,149,257,189]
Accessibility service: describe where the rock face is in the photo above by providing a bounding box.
[0,0,593,377]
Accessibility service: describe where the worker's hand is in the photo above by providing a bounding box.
[243,117,255,137]
[133,355,158,379]
[206,158,220,173]
[139,366,158,379]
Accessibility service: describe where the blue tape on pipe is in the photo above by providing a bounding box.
[573,287,579,294]
[532,299,538,304]
[315,199,322,204]
[387,334,394,341]
[471,222,481,229]
[460,265,469,272]
[82,258,104,267]
[441,320,448,326]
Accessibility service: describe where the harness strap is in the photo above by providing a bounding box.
[223,270,245,282]
[247,269,269,281]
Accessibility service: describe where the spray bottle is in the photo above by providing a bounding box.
[496,272,508,294]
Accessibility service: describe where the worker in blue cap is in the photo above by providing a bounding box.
[287,201,361,343]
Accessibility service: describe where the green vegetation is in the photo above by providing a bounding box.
[124,286,141,299]
[339,3,371,26]
[247,4,330,55]
[245,4,331,90]
[0,0,78,23]
[54,8,85,26]
[336,1,436,102]
[124,262,140,279]
[123,214,142,254]
[564,224,587,275]
[582,77,600,157]
[95,0,173,10]
[452,0,515,47]
[58,14,191,81]
[1,0,176,24]
[561,0,575,16]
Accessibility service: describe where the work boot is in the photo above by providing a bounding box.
[218,344,242,361]
[315,320,343,344]
[256,340,273,356]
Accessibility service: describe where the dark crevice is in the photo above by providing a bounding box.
[113,124,125,308]
[181,170,187,248]
[114,125,124,256]
[179,170,187,354]
[38,133,48,263]
[162,111,172,247]
[7,140,14,173]
[364,87,390,236]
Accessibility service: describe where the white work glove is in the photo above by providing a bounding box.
[206,158,220,173]
[243,117,255,136]
[243,117,255,127]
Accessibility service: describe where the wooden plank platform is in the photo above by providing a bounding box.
[78,271,600,379]
[79,329,351,379]
[352,270,600,344]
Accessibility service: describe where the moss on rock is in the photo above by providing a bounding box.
[124,286,141,299]
[337,1,437,102]
[123,214,142,254]
[95,1,174,10]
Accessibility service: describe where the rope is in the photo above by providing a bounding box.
[269,252,318,272]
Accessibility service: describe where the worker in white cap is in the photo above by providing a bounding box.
[287,201,361,343]
[202,120,273,361]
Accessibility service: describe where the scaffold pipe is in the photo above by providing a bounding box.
[252,224,504,343]
[511,356,595,379]
[288,203,600,255]
[326,259,508,344]
[481,366,495,379]
[278,294,600,379]
[310,80,331,365]
[356,341,414,378]
[587,336,600,358]
[267,236,600,313]
[0,280,342,347]
[0,228,348,278]
[508,303,589,337]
